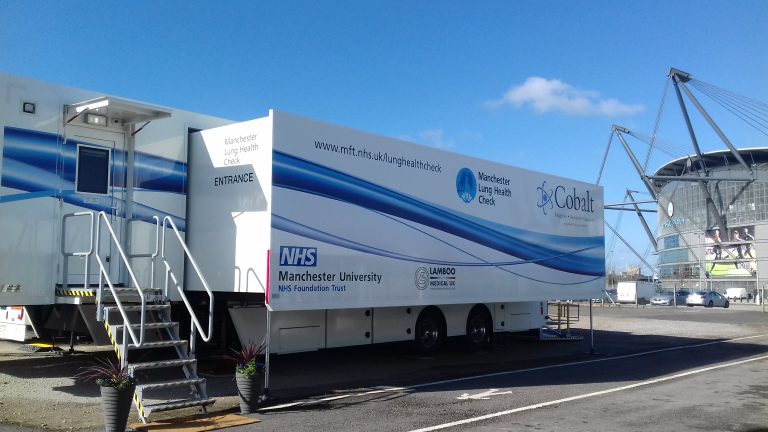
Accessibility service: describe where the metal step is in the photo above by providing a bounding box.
[141,398,216,415]
[138,378,206,391]
[95,287,214,422]
[128,339,188,350]
[103,287,163,295]
[104,304,170,314]
[112,322,178,332]
[129,358,197,372]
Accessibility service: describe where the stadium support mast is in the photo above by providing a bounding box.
[668,67,754,236]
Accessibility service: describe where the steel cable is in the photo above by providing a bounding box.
[689,79,768,138]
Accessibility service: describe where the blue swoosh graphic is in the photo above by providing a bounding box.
[274,214,534,267]
[2,127,187,229]
[273,214,599,285]
[273,151,604,276]
[3,127,187,193]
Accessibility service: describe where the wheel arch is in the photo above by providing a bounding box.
[413,305,447,355]
[467,304,493,326]
[465,303,494,350]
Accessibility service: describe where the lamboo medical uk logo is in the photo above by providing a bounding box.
[537,180,596,215]
[414,267,428,290]
[456,168,477,203]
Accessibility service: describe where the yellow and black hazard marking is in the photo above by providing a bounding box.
[18,342,62,353]
[55,289,95,297]
[104,321,144,416]
[104,320,122,361]
[134,392,145,418]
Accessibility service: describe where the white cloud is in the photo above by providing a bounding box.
[418,129,455,150]
[485,76,644,117]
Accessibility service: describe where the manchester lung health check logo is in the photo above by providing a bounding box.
[456,168,477,203]
[537,181,554,215]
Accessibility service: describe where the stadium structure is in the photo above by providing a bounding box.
[603,68,768,300]
[654,148,765,296]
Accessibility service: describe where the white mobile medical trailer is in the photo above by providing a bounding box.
[0,72,229,341]
[0,73,235,420]
[187,110,606,355]
[0,72,604,419]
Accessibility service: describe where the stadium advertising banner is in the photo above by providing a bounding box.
[705,226,757,278]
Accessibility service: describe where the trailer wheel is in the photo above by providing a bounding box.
[465,305,492,351]
[414,307,445,355]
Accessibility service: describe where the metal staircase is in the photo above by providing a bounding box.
[65,211,215,423]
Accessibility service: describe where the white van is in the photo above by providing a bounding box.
[617,281,657,305]
[725,287,749,301]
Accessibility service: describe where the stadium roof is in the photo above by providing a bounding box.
[652,148,768,189]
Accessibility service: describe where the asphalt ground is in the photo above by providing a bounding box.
[0,302,766,431]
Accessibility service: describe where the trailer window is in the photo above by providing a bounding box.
[76,145,110,194]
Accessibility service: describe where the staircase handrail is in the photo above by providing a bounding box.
[61,211,95,289]
[161,216,214,344]
[127,216,161,290]
[94,211,146,352]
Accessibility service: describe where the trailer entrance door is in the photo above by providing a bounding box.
[60,97,171,291]
[62,124,126,286]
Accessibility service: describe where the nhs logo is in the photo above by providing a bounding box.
[279,246,317,267]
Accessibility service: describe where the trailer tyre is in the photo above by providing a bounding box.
[415,307,445,355]
[465,305,492,351]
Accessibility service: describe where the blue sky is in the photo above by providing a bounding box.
[2,1,767,274]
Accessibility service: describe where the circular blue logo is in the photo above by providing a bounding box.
[456,168,477,203]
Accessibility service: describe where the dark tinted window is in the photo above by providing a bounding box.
[77,146,109,194]
[663,235,680,248]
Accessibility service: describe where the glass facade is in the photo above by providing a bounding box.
[656,162,766,295]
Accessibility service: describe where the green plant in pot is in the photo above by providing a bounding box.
[75,355,137,432]
[230,340,266,414]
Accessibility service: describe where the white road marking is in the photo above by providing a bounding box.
[259,386,407,411]
[261,401,304,410]
[408,352,768,432]
[409,333,768,390]
[359,388,406,395]
[456,389,516,400]
[259,334,768,415]
[317,394,353,402]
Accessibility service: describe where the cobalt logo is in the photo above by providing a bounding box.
[537,181,554,215]
[279,246,317,267]
[456,168,477,203]
[537,181,595,215]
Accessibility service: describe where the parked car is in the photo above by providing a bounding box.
[651,290,690,306]
[725,287,750,301]
[686,291,730,308]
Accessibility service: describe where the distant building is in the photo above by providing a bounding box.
[625,265,641,278]
[655,149,766,295]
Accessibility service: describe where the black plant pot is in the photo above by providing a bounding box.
[100,385,135,432]
[236,372,264,414]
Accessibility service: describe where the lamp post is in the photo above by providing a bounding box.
[698,231,705,295]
